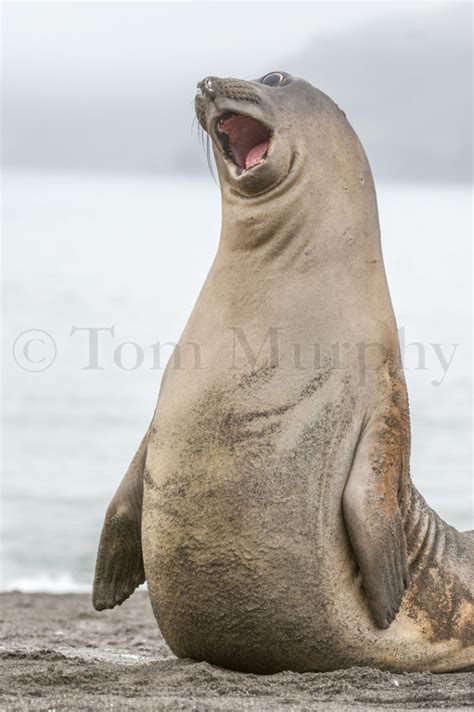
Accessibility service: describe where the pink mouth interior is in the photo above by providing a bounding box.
[217,114,271,170]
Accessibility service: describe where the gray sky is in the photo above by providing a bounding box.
[2,2,472,180]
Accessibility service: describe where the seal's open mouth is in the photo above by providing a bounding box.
[216,114,271,172]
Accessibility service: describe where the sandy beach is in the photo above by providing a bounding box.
[0,592,472,711]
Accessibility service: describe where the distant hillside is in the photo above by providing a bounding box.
[2,4,471,181]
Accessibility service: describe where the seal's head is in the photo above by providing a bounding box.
[196,71,378,258]
[195,71,355,199]
[195,71,307,197]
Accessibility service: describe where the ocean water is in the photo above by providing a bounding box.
[2,171,472,591]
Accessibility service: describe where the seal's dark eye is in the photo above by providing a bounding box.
[261,71,289,87]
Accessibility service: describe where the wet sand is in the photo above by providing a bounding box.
[1,592,472,710]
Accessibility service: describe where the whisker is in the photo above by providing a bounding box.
[197,123,205,150]
[205,132,216,183]
[191,110,216,183]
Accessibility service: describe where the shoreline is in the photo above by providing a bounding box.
[1,592,472,711]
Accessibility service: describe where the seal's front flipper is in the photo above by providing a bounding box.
[93,431,148,611]
[342,408,409,629]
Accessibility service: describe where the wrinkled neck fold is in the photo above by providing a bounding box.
[211,151,398,348]
[216,156,384,272]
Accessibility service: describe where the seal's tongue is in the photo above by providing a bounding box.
[217,114,270,170]
[244,142,269,169]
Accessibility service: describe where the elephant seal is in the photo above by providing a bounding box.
[93,71,473,673]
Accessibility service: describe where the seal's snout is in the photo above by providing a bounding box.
[195,76,261,107]
[195,75,272,176]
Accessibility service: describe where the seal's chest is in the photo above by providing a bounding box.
[146,369,358,587]
[163,373,319,462]
[153,364,356,504]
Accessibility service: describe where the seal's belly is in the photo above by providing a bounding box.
[142,368,361,670]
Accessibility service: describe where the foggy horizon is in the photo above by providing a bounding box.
[2,2,472,182]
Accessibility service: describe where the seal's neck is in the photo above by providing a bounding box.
[216,149,383,276]
[210,122,398,341]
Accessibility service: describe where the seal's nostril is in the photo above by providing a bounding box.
[197,76,217,98]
